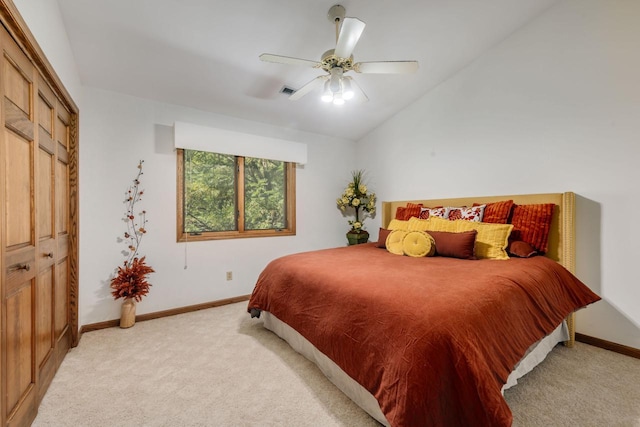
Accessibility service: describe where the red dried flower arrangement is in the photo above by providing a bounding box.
[111,256,154,302]
[110,160,154,302]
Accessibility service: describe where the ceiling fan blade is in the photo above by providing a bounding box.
[353,61,419,74]
[334,17,366,59]
[345,77,369,103]
[259,53,321,68]
[288,76,328,101]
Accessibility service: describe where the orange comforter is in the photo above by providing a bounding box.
[247,243,600,426]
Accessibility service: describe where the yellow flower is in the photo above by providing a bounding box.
[337,170,376,234]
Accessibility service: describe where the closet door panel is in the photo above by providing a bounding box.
[54,258,68,338]
[4,131,32,247]
[55,111,69,237]
[35,268,53,366]
[35,83,56,372]
[5,281,35,425]
[1,25,38,427]
[54,109,70,343]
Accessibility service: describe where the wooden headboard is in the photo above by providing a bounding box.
[382,192,577,345]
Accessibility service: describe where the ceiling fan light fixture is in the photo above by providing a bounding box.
[342,78,354,100]
[321,80,334,102]
[321,92,334,103]
[259,4,418,104]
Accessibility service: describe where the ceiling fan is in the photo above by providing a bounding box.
[259,4,419,105]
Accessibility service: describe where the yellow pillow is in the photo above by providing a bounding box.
[402,231,436,257]
[407,217,431,232]
[454,221,513,260]
[385,230,407,255]
[423,216,458,233]
[387,219,409,231]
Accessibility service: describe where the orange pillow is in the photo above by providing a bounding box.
[475,200,514,224]
[509,203,555,253]
[508,240,537,258]
[395,203,423,220]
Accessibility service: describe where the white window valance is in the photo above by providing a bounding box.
[173,121,307,165]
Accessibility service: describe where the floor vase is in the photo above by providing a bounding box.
[120,298,136,328]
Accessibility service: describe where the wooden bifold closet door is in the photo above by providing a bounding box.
[0,7,79,426]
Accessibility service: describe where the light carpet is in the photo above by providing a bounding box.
[33,302,640,426]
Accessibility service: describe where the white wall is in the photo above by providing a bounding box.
[13,0,82,104]
[79,88,356,326]
[357,0,640,349]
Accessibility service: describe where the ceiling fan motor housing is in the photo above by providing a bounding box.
[321,49,354,73]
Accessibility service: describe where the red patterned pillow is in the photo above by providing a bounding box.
[474,200,514,224]
[418,207,449,220]
[395,203,423,220]
[447,205,485,222]
[509,203,555,253]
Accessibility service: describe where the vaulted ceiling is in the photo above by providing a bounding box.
[56,0,558,141]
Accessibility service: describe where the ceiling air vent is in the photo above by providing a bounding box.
[280,86,296,96]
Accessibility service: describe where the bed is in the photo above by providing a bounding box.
[247,192,600,426]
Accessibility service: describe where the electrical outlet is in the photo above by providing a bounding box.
[226,271,233,281]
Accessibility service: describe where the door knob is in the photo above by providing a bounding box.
[10,263,30,272]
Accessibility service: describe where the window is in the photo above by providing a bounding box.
[177,149,296,241]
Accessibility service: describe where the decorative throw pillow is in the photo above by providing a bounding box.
[507,240,537,258]
[474,200,514,224]
[377,228,391,248]
[455,221,512,260]
[395,203,423,220]
[509,203,555,253]
[402,231,436,257]
[446,205,485,222]
[418,207,449,220]
[385,230,408,255]
[428,230,477,260]
[387,219,409,231]
[395,206,407,220]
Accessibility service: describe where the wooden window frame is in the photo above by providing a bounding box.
[176,148,296,241]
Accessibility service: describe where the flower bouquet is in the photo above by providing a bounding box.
[336,170,376,245]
